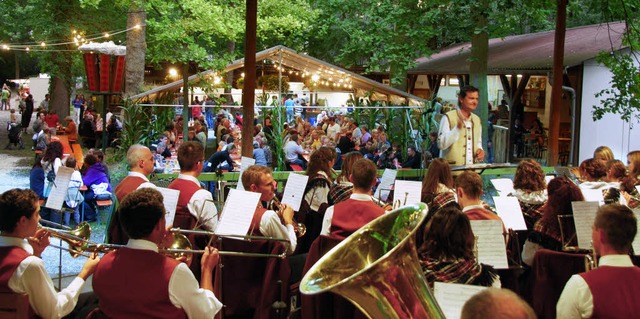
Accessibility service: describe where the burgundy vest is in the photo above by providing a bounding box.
[93,248,187,319]
[580,265,640,318]
[168,178,202,229]
[0,246,39,318]
[249,208,268,237]
[331,199,384,240]
[114,175,148,202]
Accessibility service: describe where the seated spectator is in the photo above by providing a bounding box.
[285,133,307,169]
[82,154,112,222]
[252,141,267,166]
[63,116,79,142]
[419,206,500,288]
[79,114,96,148]
[400,146,421,169]
[29,155,45,200]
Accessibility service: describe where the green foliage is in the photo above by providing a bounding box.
[258,74,290,93]
[257,0,320,50]
[115,100,155,161]
[592,52,640,122]
[264,102,287,171]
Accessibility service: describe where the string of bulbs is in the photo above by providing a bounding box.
[1,24,144,52]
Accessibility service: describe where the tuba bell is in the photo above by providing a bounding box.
[300,203,445,319]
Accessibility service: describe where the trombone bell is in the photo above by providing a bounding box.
[41,222,91,258]
[300,203,445,319]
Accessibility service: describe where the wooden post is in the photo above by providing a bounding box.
[548,0,567,166]
[241,0,257,158]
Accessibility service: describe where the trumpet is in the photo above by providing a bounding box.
[271,196,307,237]
[38,222,92,258]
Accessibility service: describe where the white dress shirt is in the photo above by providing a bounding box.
[327,123,341,141]
[258,210,297,254]
[556,254,635,319]
[321,193,375,236]
[127,171,156,190]
[0,236,86,319]
[438,114,482,165]
[176,174,219,231]
[125,239,223,318]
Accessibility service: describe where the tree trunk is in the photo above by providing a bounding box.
[124,6,147,98]
[50,76,71,119]
[469,0,489,152]
[182,62,190,139]
[241,0,257,158]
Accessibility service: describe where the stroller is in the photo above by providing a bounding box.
[6,122,24,149]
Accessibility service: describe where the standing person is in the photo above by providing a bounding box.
[1,84,10,110]
[21,94,34,133]
[557,204,640,319]
[321,158,384,239]
[72,95,83,124]
[168,141,218,231]
[438,85,484,166]
[0,188,100,319]
[92,188,222,318]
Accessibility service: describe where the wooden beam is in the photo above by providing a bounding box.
[241,0,257,157]
[549,0,567,166]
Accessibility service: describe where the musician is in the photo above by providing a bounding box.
[168,141,218,231]
[557,204,640,319]
[242,165,297,255]
[109,144,157,244]
[511,159,547,230]
[92,188,223,318]
[437,85,484,166]
[0,188,100,319]
[321,158,384,240]
[461,288,536,319]
[455,171,503,225]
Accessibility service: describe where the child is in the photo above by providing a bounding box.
[9,108,17,123]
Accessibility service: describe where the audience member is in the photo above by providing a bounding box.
[82,154,112,222]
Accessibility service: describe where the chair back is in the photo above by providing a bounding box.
[0,292,33,319]
[213,237,291,319]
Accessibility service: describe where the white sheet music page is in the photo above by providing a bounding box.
[636,185,640,194]
[281,173,309,211]
[215,188,261,238]
[580,188,604,205]
[492,196,527,231]
[393,180,422,206]
[571,201,599,249]
[236,156,256,191]
[490,178,514,196]
[632,209,640,253]
[45,166,74,211]
[434,282,487,319]
[156,187,180,227]
[373,169,396,202]
[470,220,509,269]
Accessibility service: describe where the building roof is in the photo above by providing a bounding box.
[130,45,425,106]
[408,22,627,75]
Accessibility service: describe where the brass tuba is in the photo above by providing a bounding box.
[300,203,445,319]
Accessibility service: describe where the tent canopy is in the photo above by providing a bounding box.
[130,45,425,106]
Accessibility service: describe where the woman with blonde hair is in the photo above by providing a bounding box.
[593,146,614,164]
[512,159,547,229]
[628,150,640,179]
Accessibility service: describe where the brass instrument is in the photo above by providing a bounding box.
[271,196,307,237]
[391,191,409,210]
[170,228,290,243]
[371,196,393,211]
[300,203,445,319]
[585,240,598,271]
[39,222,91,258]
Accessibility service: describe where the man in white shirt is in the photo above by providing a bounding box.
[0,188,100,319]
[556,204,640,319]
[284,133,307,169]
[92,187,222,318]
[438,85,485,166]
[326,117,341,142]
[242,165,298,254]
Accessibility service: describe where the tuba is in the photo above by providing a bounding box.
[300,203,445,319]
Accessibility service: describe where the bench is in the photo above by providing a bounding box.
[71,143,84,168]
[95,199,113,225]
[289,164,304,171]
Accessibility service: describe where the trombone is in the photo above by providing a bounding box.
[170,228,291,243]
[38,222,92,258]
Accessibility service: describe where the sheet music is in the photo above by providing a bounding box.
[215,189,261,238]
[45,167,74,211]
[636,185,640,194]
[571,201,599,249]
[470,220,509,269]
[545,175,555,185]
[490,178,514,196]
[632,209,640,253]
[393,180,422,206]
[156,187,180,227]
[236,156,256,190]
[492,196,527,231]
[580,188,604,205]
[434,282,487,319]
[373,169,396,202]
[281,173,309,211]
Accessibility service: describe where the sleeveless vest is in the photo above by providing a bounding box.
[442,110,482,166]
[581,265,640,318]
[93,248,187,319]
[331,199,384,240]
[168,178,202,230]
[249,208,268,237]
[0,246,39,318]
[114,175,147,202]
